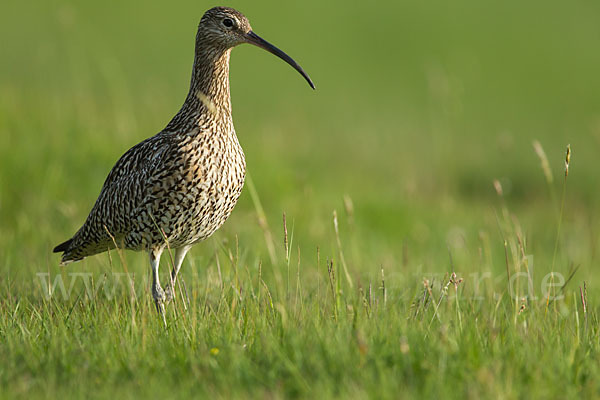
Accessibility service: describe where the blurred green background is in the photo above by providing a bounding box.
[1,0,599,283]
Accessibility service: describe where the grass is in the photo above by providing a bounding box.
[1,0,600,398]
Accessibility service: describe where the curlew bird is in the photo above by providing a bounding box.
[53,6,314,320]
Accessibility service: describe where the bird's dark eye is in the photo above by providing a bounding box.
[222,18,234,28]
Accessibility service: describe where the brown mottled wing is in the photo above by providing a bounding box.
[56,133,176,264]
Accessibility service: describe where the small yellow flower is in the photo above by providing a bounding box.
[210,347,219,356]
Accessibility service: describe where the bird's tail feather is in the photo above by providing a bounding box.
[53,238,85,265]
[53,239,73,253]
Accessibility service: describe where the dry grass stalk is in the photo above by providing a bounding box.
[493,179,503,197]
[343,194,355,229]
[283,212,289,262]
[565,144,571,177]
[380,267,387,308]
[551,144,572,273]
[333,210,353,289]
[532,140,554,184]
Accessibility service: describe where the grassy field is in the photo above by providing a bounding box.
[1,0,600,398]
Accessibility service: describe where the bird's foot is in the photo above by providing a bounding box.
[152,285,167,327]
[164,282,175,304]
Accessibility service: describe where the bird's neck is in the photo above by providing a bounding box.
[190,46,233,114]
[165,45,233,132]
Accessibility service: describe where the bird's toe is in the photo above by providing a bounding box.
[152,286,166,311]
[164,284,175,304]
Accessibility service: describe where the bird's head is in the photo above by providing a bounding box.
[198,7,315,89]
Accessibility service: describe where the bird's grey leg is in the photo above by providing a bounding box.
[165,245,192,303]
[149,248,167,326]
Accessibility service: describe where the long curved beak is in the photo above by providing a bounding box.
[246,31,315,90]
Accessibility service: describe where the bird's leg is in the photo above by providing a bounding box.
[149,248,167,327]
[165,245,191,303]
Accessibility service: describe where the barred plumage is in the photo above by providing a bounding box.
[53,6,314,320]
